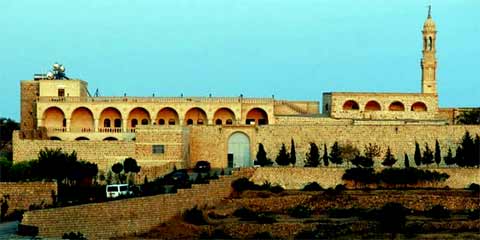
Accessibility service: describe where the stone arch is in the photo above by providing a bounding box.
[156,107,179,126]
[128,107,151,128]
[100,107,122,129]
[43,107,65,129]
[365,100,381,111]
[342,100,360,110]
[75,136,90,141]
[411,102,428,112]
[49,136,62,141]
[227,132,251,168]
[246,108,268,125]
[184,107,207,125]
[389,101,405,111]
[71,107,94,132]
[214,108,236,125]
[103,137,118,141]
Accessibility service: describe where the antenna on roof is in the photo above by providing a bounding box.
[94,88,100,97]
[428,5,432,18]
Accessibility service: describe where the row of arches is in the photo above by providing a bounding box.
[49,136,119,141]
[342,100,428,112]
[43,106,269,131]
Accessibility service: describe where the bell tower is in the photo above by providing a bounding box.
[421,6,437,94]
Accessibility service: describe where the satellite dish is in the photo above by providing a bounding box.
[53,63,60,70]
[59,65,65,72]
[46,72,54,79]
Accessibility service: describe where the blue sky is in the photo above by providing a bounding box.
[1,0,479,120]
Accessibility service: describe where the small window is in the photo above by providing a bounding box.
[168,119,175,125]
[187,119,193,125]
[131,119,138,128]
[107,186,118,192]
[226,119,233,125]
[159,119,165,125]
[114,119,121,128]
[119,186,128,191]
[197,119,204,125]
[58,89,65,97]
[141,119,149,125]
[152,145,165,154]
[104,119,111,128]
[215,119,222,125]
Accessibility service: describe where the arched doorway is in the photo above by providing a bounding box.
[227,132,251,168]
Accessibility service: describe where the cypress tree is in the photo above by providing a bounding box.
[475,135,480,167]
[256,143,272,167]
[404,153,410,168]
[422,143,434,166]
[381,147,397,167]
[455,146,464,167]
[329,142,343,165]
[434,140,442,166]
[275,143,290,166]
[460,131,475,167]
[290,138,296,166]
[444,148,455,166]
[323,144,329,167]
[414,142,422,167]
[305,142,320,167]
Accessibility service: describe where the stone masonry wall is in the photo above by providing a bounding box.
[0,182,57,214]
[250,167,480,189]
[12,132,135,170]
[21,169,255,239]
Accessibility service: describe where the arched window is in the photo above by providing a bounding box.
[62,118,67,127]
[141,119,149,125]
[50,136,62,141]
[389,101,405,111]
[187,119,193,125]
[157,108,179,126]
[428,36,433,50]
[184,108,207,125]
[411,102,427,112]
[215,119,222,125]
[213,108,235,126]
[197,119,204,125]
[168,119,175,125]
[365,101,381,111]
[75,137,89,141]
[226,119,233,125]
[104,119,111,128]
[159,119,165,125]
[114,119,122,128]
[131,119,138,127]
[103,137,118,141]
[343,100,360,110]
[246,108,269,125]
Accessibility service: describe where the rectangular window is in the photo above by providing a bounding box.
[58,88,65,97]
[152,145,165,154]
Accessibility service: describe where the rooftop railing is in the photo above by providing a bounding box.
[37,96,276,104]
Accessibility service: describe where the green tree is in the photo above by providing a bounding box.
[305,142,320,167]
[444,148,455,166]
[290,138,296,166]
[340,143,360,166]
[455,109,480,125]
[275,143,290,166]
[351,155,373,168]
[434,140,442,166]
[404,153,410,168]
[454,146,463,167]
[322,144,329,167]
[475,135,480,166]
[422,143,434,166]
[457,131,475,167]
[256,143,273,166]
[329,142,343,165]
[378,202,407,237]
[0,157,12,181]
[381,147,397,167]
[0,118,20,158]
[414,142,422,167]
[364,143,382,161]
[111,162,124,183]
[124,157,141,184]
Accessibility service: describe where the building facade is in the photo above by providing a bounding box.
[13,11,480,173]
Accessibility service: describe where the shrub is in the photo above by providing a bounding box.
[426,205,450,219]
[335,184,347,191]
[269,185,284,194]
[231,177,257,193]
[256,213,277,224]
[288,205,312,218]
[468,183,480,192]
[252,232,274,239]
[233,207,257,221]
[302,182,323,191]
[342,168,377,184]
[62,232,86,240]
[377,202,407,234]
[183,206,207,225]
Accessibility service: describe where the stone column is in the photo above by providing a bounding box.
[66,118,71,132]
[94,118,99,132]
[123,119,128,132]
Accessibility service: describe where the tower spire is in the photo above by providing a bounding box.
[421,6,437,94]
[428,5,432,18]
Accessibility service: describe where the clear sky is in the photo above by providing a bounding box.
[1,0,479,120]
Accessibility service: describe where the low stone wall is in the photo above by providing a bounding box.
[250,167,480,189]
[21,169,256,239]
[0,182,57,214]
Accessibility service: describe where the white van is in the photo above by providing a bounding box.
[106,184,132,198]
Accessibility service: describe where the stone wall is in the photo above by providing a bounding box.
[20,81,39,132]
[21,169,255,239]
[250,167,480,189]
[0,182,57,214]
[12,132,135,170]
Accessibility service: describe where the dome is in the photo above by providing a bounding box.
[423,17,436,30]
